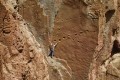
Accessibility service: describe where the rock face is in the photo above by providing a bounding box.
[0,0,72,80]
[0,0,120,80]
[88,0,120,80]
[53,0,98,80]
[0,0,49,80]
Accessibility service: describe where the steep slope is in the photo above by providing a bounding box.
[53,0,98,80]
[0,0,49,80]
[89,0,120,80]
[0,0,71,80]
[1,0,120,80]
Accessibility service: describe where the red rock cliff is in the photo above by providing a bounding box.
[0,0,120,80]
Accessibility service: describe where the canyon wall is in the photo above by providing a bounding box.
[89,0,120,80]
[0,0,120,80]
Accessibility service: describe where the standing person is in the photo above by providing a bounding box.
[48,41,59,58]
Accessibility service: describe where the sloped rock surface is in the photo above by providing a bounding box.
[88,0,120,80]
[1,0,120,80]
[0,1,49,80]
[0,0,71,80]
[53,0,98,80]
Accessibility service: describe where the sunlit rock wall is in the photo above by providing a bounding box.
[1,0,120,80]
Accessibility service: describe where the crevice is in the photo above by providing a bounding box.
[27,57,34,63]
[21,71,29,80]
[22,73,27,80]
[18,48,23,53]
[112,28,117,36]
[2,30,11,34]
[111,40,120,57]
[14,5,18,10]
[106,71,119,78]
[105,6,108,9]
[105,9,115,23]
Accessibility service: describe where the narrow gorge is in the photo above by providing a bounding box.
[0,0,120,80]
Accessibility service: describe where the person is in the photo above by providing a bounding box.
[48,42,58,58]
